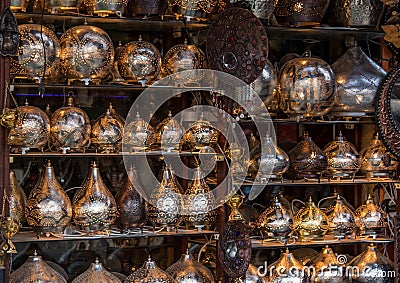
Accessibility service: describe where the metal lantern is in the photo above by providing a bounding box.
[184,167,216,231]
[348,244,394,283]
[91,103,125,153]
[166,251,214,283]
[18,24,60,80]
[287,132,328,179]
[148,165,183,231]
[323,132,361,179]
[360,134,399,179]
[25,161,73,234]
[331,0,383,27]
[123,112,156,152]
[355,194,387,236]
[60,24,114,85]
[83,0,128,17]
[125,256,174,283]
[293,196,329,240]
[118,36,162,86]
[73,161,118,232]
[256,196,293,240]
[279,51,337,119]
[269,249,307,283]
[166,0,225,21]
[8,101,50,154]
[129,0,168,16]
[155,111,184,152]
[183,113,219,151]
[307,246,345,283]
[331,45,387,117]
[50,97,91,153]
[115,165,148,231]
[274,0,330,26]
[71,259,122,283]
[325,195,356,238]
[9,170,27,226]
[10,251,67,283]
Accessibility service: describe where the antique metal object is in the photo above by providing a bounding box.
[376,64,400,159]
[118,36,162,86]
[123,112,156,152]
[249,134,289,181]
[239,263,267,283]
[167,0,224,21]
[10,0,30,12]
[115,165,147,231]
[163,39,206,84]
[251,59,279,116]
[148,165,183,230]
[287,132,328,179]
[84,0,129,17]
[8,101,50,154]
[331,0,383,27]
[331,45,387,117]
[10,251,67,283]
[183,113,219,151]
[9,170,27,226]
[360,133,399,179]
[166,251,214,283]
[18,24,60,79]
[255,196,293,240]
[268,249,307,283]
[323,132,361,179]
[324,195,356,238]
[307,246,345,282]
[26,161,72,234]
[50,97,91,153]
[129,0,168,16]
[0,7,19,56]
[60,23,114,85]
[155,111,184,152]
[1,217,20,254]
[293,196,329,240]
[73,161,118,232]
[31,0,81,13]
[348,244,394,283]
[71,259,122,283]
[274,0,330,26]
[184,167,216,231]
[279,51,336,119]
[218,195,252,279]
[125,256,174,283]
[91,103,125,153]
[207,8,268,84]
[355,194,387,236]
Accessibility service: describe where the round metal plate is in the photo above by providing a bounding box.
[206,8,269,84]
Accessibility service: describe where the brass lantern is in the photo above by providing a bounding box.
[18,24,60,80]
[166,251,214,283]
[323,132,361,179]
[183,113,219,151]
[10,251,67,283]
[307,246,345,283]
[166,0,224,21]
[125,256,174,283]
[8,101,50,154]
[325,195,356,238]
[293,196,329,240]
[9,170,27,226]
[331,0,384,27]
[73,161,118,232]
[118,36,162,86]
[25,161,73,235]
[71,259,122,283]
[274,0,330,26]
[60,23,114,85]
[91,103,125,153]
[279,51,337,119]
[123,112,156,152]
[268,249,307,283]
[50,97,91,153]
[184,167,216,231]
[355,194,387,236]
[155,111,184,152]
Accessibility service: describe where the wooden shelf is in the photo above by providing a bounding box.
[10,150,219,157]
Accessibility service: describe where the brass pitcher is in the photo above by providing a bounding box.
[26,161,72,235]
[293,196,329,240]
[73,161,118,232]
